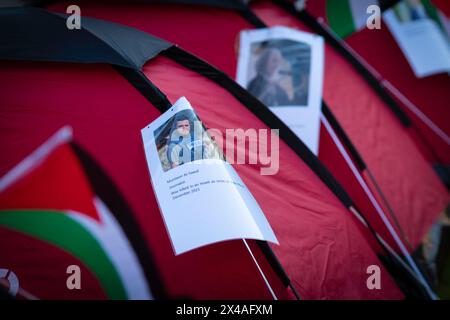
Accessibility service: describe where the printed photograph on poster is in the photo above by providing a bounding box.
[383,0,450,77]
[236,26,324,155]
[141,97,278,255]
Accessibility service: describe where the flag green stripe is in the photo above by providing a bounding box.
[0,210,127,299]
[327,0,356,38]
[422,0,445,32]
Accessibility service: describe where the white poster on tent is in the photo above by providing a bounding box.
[141,97,278,255]
[383,0,450,78]
[236,26,324,155]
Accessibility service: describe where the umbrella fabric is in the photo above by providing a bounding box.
[0,129,164,299]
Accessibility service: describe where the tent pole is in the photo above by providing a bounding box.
[114,64,291,299]
[243,3,410,250]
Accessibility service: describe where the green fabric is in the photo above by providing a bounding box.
[0,209,127,299]
[327,0,356,38]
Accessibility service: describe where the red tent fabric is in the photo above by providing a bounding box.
[52,0,449,255]
[1,9,406,298]
[252,1,449,249]
[0,140,111,300]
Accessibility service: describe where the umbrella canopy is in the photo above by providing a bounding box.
[0,7,410,299]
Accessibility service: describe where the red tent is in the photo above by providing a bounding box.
[44,0,449,297]
[308,0,450,173]
[0,7,412,299]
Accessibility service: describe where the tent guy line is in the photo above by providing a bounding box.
[322,115,438,299]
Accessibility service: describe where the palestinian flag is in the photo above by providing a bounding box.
[391,0,450,36]
[0,127,164,300]
[327,0,380,38]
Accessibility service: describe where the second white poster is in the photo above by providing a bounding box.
[236,26,324,155]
